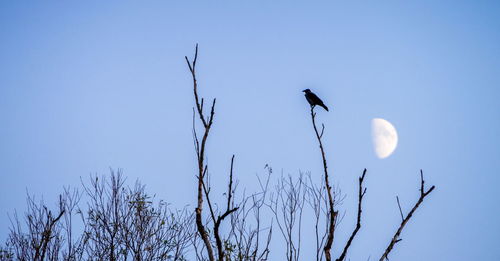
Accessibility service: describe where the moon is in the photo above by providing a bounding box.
[372,118,398,159]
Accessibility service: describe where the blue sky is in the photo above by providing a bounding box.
[1,1,499,260]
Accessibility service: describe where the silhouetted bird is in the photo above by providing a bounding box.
[303,89,329,111]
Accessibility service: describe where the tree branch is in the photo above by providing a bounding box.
[336,169,367,261]
[309,106,336,261]
[186,44,216,261]
[214,155,238,261]
[379,170,435,261]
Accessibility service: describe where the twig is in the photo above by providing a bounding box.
[201,168,216,225]
[227,155,235,211]
[396,196,404,222]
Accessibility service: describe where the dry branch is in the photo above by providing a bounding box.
[186,44,216,261]
[214,156,239,261]
[186,45,241,261]
[336,169,367,261]
[268,174,307,261]
[309,106,337,261]
[379,170,435,261]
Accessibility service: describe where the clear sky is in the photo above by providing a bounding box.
[1,1,499,260]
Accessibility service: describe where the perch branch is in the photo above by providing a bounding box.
[309,106,337,261]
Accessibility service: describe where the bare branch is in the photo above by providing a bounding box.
[379,170,435,261]
[214,155,239,261]
[336,169,367,261]
[227,155,235,212]
[222,166,273,261]
[396,196,404,222]
[309,106,336,261]
[186,44,216,261]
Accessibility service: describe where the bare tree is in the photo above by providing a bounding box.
[268,173,307,261]
[81,171,128,260]
[185,43,218,261]
[4,170,194,261]
[185,45,276,261]
[6,193,65,261]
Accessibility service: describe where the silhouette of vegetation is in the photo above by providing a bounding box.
[1,172,194,261]
[1,45,436,261]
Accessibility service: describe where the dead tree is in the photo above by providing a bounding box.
[186,44,239,261]
[185,43,216,261]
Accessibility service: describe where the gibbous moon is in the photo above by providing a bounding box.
[372,118,398,159]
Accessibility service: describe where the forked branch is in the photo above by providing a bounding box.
[214,155,239,261]
[186,45,239,261]
[379,170,435,261]
[186,44,216,261]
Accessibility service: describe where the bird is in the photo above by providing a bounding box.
[303,89,329,111]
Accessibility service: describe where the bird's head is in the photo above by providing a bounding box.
[302,89,311,93]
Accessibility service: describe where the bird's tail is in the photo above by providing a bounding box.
[321,104,329,111]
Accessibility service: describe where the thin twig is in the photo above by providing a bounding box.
[227,155,235,212]
[396,196,404,222]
